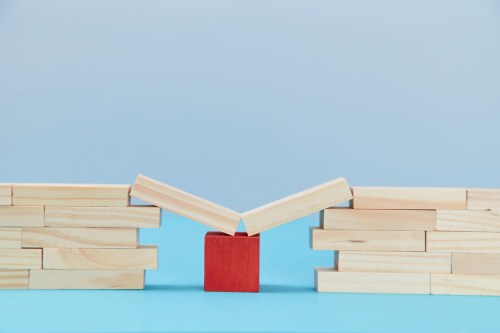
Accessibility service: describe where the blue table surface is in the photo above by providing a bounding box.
[1,213,499,333]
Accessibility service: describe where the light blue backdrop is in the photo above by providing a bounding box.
[1,1,500,332]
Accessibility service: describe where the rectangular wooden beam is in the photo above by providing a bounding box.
[0,184,12,206]
[427,231,500,253]
[436,210,500,232]
[467,188,500,210]
[431,274,500,296]
[0,206,44,227]
[452,253,500,275]
[0,228,21,248]
[0,269,28,289]
[0,249,41,269]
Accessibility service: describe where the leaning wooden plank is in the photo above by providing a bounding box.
[351,187,466,210]
[338,251,451,274]
[43,245,157,269]
[309,227,425,251]
[427,231,500,253]
[467,188,500,211]
[314,267,430,294]
[0,270,28,289]
[321,208,435,231]
[452,253,500,275]
[29,269,145,289]
[0,228,21,249]
[0,249,41,269]
[0,184,12,206]
[242,178,352,236]
[0,206,44,227]
[44,206,160,228]
[431,274,500,296]
[12,184,131,207]
[130,175,240,236]
[22,228,138,248]
[436,210,500,232]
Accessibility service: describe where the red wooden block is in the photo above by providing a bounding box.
[204,231,260,292]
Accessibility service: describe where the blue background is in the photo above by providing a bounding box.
[1,1,500,332]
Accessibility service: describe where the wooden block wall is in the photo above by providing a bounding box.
[0,184,12,206]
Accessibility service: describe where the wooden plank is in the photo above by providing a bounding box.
[12,184,131,207]
[130,174,240,236]
[0,206,44,227]
[0,270,28,289]
[351,187,466,210]
[338,251,451,274]
[242,177,353,236]
[0,184,12,206]
[309,227,425,251]
[436,210,500,232]
[43,245,157,269]
[452,253,500,275]
[427,231,500,253]
[321,208,435,231]
[44,206,161,228]
[467,188,500,211]
[29,269,145,289]
[0,228,21,248]
[431,274,500,296]
[22,228,138,249]
[314,267,430,294]
[0,249,41,269]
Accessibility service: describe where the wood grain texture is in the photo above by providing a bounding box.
[338,251,451,274]
[467,188,500,211]
[12,184,131,207]
[351,187,466,210]
[436,210,500,232]
[29,269,145,289]
[44,206,161,228]
[130,175,240,236]
[43,245,157,269]
[0,270,28,289]
[314,267,430,294]
[452,253,500,275]
[309,227,425,251]
[22,228,138,249]
[427,231,500,253]
[431,274,500,296]
[0,228,21,248]
[321,208,435,231]
[0,206,44,227]
[0,184,12,206]
[0,249,41,269]
[242,177,353,236]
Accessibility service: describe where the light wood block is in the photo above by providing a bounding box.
[467,188,500,211]
[427,231,500,253]
[431,274,500,296]
[0,228,21,248]
[338,251,451,274]
[351,187,466,210]
[43,245,157,269]
[0,184,12,206]
[242,178,353,236]
[0,249,41,269]
[0,270,28,289]
[314,267,430,294]
[29,269,145,289]
[0,206,44,227]
[436,210,500,232]
[44,206,161,228]
[12,184,131,207]
[22,228,138,249]
[321,208,435,231]
[309,227,425,251]
[452,253,500,275]
[130,174,240,236]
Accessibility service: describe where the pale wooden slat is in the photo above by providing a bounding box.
[0,269,28,289]
[0,184,12,206]
[0,206,44,227]
[467,188,500,211]
[0,249,41,269]
[436,210,500,232]
[431,274,500,296]
[452,253,500,275]
[0,228,21,249]
[427,231,500,253]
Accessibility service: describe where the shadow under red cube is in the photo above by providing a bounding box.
[204,232,259,292]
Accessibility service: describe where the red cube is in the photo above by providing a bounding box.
[204,232,260,292]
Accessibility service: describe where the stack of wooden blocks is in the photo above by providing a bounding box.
[0,183,160,289]
[311,187,500,296]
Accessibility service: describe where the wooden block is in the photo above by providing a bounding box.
[321,208,435,231]
[431,274,500,296]
[130,174,240,236]
[467,188,500,211]
[242,177,353,236]
[436,210,500,232]
[0,206,44,227]
[314,267,430,294]
[43,245,157,269]
[0,228,21,248]
[309,227,425,251]
[205,232,259,292]
[351,187,466,210]
[338,251,451,274]
[29,269,145,289]
[427,231,500,253]
[12,184,131,207]
[0,184,12,206]
[44,206,161,228]
[22,228,138,248]
[452,253,500,275]
[0,249,41,269]
[0,270,28,289]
